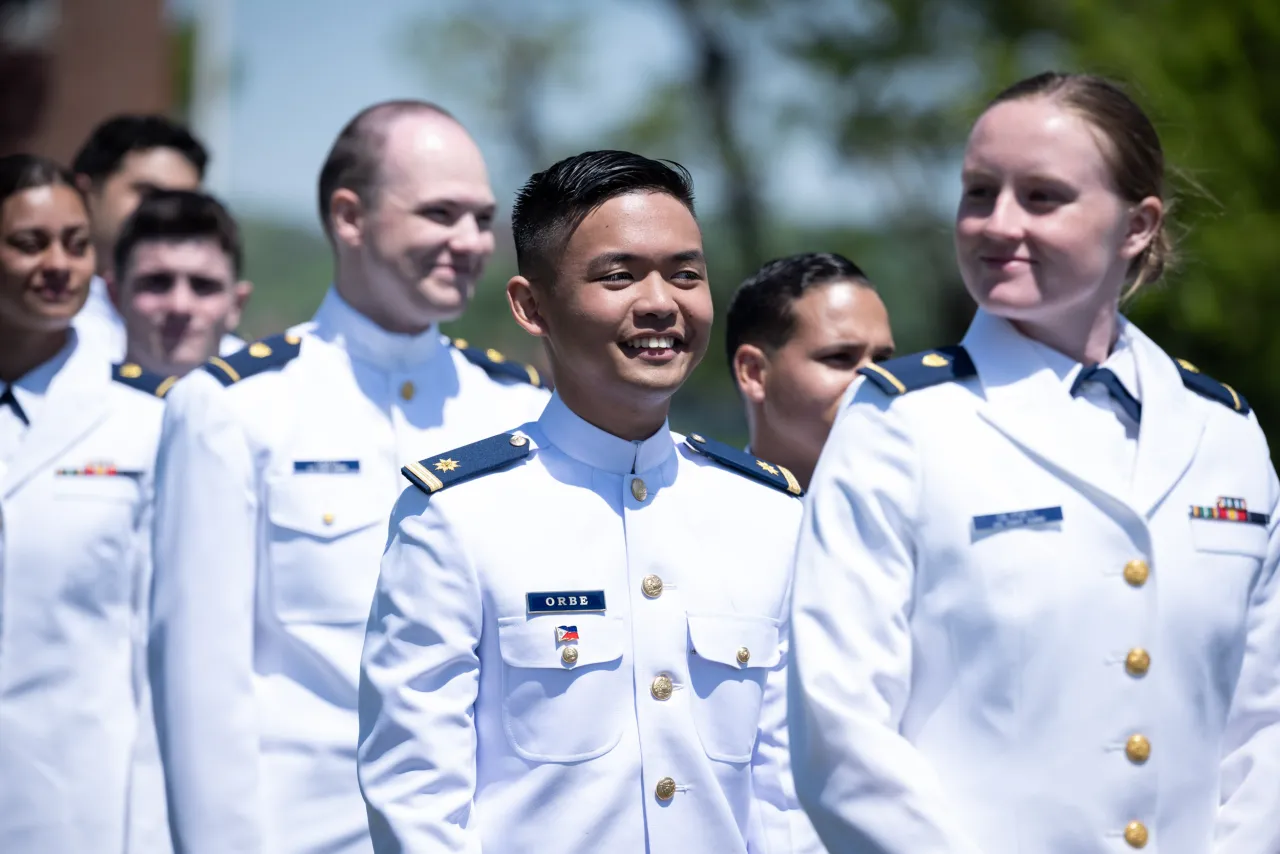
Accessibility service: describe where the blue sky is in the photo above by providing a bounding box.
[172,0,954,235]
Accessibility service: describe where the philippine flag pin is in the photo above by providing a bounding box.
[556,625,580,644]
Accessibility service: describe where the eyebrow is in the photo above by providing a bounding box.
[588,249,705,267]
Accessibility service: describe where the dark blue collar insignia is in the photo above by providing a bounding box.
[1175,358,1250,415]
[204,333,303,387]
[402,431,532,495]
[857,346,976,397]
[112,362,177,398]
[450,338,545,388]
[684,433,802,496]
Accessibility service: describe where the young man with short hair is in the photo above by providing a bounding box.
[727,252,894,489]
[358,150,820,853]
[109,189,252,377]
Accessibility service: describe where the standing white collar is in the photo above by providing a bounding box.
[310,287,445,370]
[536,392,675,475]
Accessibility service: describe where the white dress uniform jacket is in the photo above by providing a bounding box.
[149,288,549,854]
[75,275,243,360]
[359,392,822,854]
[0,332,171,853]
[789,309,1280,854]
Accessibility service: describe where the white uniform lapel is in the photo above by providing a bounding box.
[963,310,1132,510]
[1128,324,1206,519]
[1,341,111,499]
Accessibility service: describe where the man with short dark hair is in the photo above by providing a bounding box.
[149,100,548,854]
[71,114,242,359]
[109,189,252,377]
[726,252,894,489]
[357,150,821,853]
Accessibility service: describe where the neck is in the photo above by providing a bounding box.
[1009,297,1119,365]
[333,260,435,336]
[556,381,669,443]
[747,415,817,491]
[0,325,69,384]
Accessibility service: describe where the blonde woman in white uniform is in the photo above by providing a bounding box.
[789,72,1279,854]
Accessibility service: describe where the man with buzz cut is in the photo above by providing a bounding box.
[148,99,549,854]
[358,150,822,853]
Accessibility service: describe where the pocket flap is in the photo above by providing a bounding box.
[498,614,625,669]
[687,612,782,669]
[1190,517,1268,557]
[266,475,383,539]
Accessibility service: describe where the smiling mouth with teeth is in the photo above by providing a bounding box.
[622,336,678,350]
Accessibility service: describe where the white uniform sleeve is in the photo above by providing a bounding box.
[126,469,174,853]
[1214,449,1280,852]
[358,487,483,854]
[749,565,825,854]
[788,387,982,854]
[150,373,263,853]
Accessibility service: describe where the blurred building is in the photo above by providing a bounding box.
[0,0,170,161]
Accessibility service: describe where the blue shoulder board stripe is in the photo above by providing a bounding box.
[450,338,545,388]
[684,433,802,496]
[112,362,177,398]
[1176,358,1250,415]
[402,432,532,495]
[857,346,976,396]
[204,333,303,387]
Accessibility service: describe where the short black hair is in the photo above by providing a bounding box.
[316,99,454,237]
[724,252,873,368]
[0,153,83,209]
[114,189,243,278]
[511,150,696,281]
[72,115,208,184]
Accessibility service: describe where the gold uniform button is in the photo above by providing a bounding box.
[651,674,673,701]
[655,777,677,801]
[561,646,579,666]
[736,647,750,665]
[509,433,528,447]
[400,380,415,401]
[1124,559,1150,587]
[631,477,648,502]
[1124,820,1148,848]
[1126,648,1151,677]
[641,575,664,598]
[322,513,335,526]
[1125,734,1151,764]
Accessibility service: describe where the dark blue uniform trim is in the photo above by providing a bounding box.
[402,432,532,495]
[684,433,802,496]
[856,346,976,396]
[1175,359,1250,415]
[203,333,303,387]
[111,363,177,398]
[450,339,545,388]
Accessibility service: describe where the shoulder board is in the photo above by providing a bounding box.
[112,362,178,398]
[203,333,302,387]
[402,431,532,495]
[1175,358,1250,415]
[856,346,976,397]
[684,433,802,497]
[450,338,545,388]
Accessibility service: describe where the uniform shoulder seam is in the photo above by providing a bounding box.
[111,362,178,398]
[683,433,802,497]
[203,333,303,387]
[402,431,533,496]
[449,337,546,388]
[1175,358,1250,415]
[856,345,975,397]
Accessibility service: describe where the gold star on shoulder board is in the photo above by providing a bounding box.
[433,458,460,473]
[756,460,779,476]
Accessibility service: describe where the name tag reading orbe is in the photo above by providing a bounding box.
[527,590,606,615]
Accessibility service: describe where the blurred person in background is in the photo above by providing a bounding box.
[148,99,549,854]
[108,189,252,377]
[72,114,242,359]
[726,252,894,490]
[0,154,170,853]
[789,71,1280,854]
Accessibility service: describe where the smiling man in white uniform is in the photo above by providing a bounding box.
[149,100,548,854]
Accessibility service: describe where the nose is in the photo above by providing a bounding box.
[632,271,678,322]
[983,189,1024,241]
[167,277,196,314]
[448,213,489,255]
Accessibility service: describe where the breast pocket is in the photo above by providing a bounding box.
[265,476,386,625]
[53,475,141,609]
[686,612,781,763]
[497,613,627,762]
